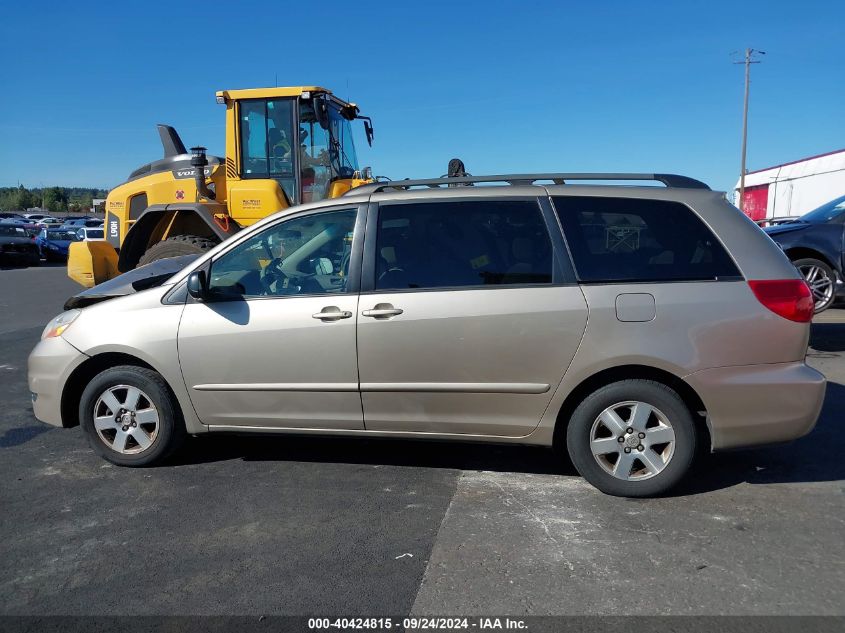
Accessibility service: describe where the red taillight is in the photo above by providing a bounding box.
[748,279,814,323]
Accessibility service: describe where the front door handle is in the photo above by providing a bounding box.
[362,303,403,318]
[312,307,352,321]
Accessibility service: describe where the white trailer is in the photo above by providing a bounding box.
[735,148,845,222]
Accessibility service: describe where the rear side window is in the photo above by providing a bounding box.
[552,196,740,283]
[374,200,557,290]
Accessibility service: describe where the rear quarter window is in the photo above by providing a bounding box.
[552,196,741,283]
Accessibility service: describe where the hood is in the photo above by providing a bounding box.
[64,254,199,310]
[763,223,810,237]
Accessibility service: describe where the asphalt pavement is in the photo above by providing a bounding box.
[1,266,843,617]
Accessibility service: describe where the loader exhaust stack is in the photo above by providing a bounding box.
[190,146,216,201]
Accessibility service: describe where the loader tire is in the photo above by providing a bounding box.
[137,235,218,267]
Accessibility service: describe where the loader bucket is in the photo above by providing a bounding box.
[68,241,119,288]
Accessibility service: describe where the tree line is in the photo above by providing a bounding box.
[0,185,109,214]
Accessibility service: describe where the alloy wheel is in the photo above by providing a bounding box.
[589,401,676,481]
[797,263,834,311]
[92,385,159,454]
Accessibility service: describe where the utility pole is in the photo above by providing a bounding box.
[735,48,765,211]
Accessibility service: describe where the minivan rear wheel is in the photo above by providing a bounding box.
[566,379,696,497]
[79,365,185,466]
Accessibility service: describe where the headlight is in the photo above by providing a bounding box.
[42,310,81,340]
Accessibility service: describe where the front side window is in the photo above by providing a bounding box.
[374,200,556,291]
[239,98,296,202]
[552,196,740,283]
[209,209,357,298]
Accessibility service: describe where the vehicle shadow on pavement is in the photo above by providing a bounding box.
[677,379,845,495]
[0,424,51,448]
[810,323,845,352]
[171,433,570,476]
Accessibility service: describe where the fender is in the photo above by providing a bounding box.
[117,203,241,272]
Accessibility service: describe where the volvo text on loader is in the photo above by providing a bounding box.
[69,86,374,287]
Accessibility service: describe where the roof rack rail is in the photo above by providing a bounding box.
[350,173,710,195]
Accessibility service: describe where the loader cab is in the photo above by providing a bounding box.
[67,85,374,289]
[221,86,368,225]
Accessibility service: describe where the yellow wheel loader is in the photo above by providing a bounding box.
[69,86,375,287]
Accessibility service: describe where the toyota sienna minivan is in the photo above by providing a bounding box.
[28,173,826,497]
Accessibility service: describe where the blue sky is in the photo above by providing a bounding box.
[1,0,842,193]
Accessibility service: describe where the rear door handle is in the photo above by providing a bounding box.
[312,307,352,321]
[362,303,403,318]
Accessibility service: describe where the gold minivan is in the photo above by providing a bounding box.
[29,174,825,496]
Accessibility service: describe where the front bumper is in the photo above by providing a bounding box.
[684,361,826,450]
[28,336,88,427]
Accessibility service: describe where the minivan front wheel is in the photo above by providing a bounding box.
[79,365,185,466]
[567,380,696,497]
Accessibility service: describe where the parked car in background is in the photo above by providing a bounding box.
[764,193,845,313]
[4,217,46,237]
[35,227,80,262]
[62,218,104,229]
[0,212,26,221]
[0,222,40,266]
[28,172,825,497]
[23,213,50,221]
[22,221,44,238]
[75,227,105,242]
[36,217,62,229]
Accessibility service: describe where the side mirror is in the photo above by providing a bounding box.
[186,270,208,300]
[362,118,374,147]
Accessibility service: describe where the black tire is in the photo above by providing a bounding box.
[137,234,217,267]
[566,379,697,497]
[792,257,836,313]
[79,365,186,467]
